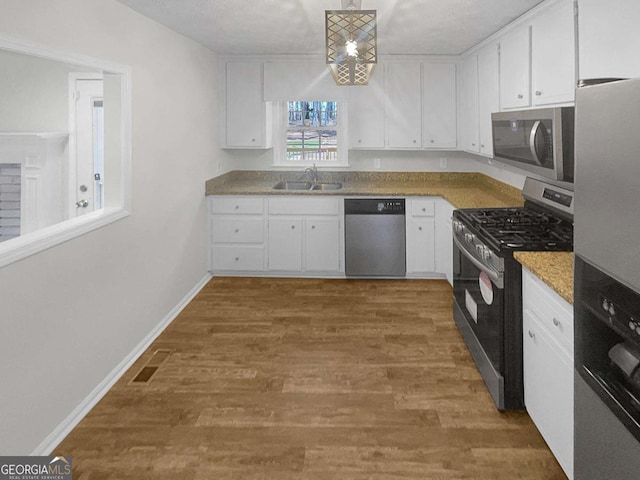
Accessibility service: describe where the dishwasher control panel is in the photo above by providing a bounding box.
[345,198,405,215]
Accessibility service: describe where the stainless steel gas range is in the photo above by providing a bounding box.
[452,177,574,410]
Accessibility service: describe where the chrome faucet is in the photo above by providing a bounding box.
[303,163,319,183]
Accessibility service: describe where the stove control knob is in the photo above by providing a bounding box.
[465,233,475,243]
[636,326,640,336]
[602,299,610,312]
[630,321,636,331]
[609,303,616,316]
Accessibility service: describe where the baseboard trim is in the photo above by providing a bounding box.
[30,273,212,455]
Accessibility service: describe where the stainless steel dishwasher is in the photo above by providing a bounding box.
[344,199,406,277]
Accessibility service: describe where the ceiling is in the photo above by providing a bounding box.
[116,0,545,56]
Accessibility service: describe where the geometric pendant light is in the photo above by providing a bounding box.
[325,2,377,86]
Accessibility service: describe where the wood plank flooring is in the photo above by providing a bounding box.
[55,277,566,479]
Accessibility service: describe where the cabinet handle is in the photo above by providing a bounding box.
[535,90,542,96]
[528,330,535,339]
[234,205,239,210]
[418,226,423,231]
[413,139,417,144]
[291,225,295,230]
[553,317,560,327]
[234,228,239,233]
[358,139,362,143]
[430,139,434,144]
[517,94,523,99]
[311,225,316,229]
[234,257,239,262]
[481,144,485,149]
[471,143,476,147]
[251,138,256,142]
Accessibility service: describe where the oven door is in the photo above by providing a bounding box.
[452,234,505,374]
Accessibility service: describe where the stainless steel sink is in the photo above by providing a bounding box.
[272,181,313,190]
[310,182,342,191]
[272,181,343,191]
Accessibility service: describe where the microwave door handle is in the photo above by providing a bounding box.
[529,120,544,166]
[453,235,503,288]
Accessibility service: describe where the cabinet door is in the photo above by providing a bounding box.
[422,63,457,148]
[349,73,385,149]
[523,310,574,479]
[406,217,436,274]
[435,200,454,285]
[499,26,531,109]
[305,217,341,272]
[460,55,479,153]
[225,62,270,148]
[385,63,422,149]
[477,43,500,157]
[531,0,576,106]
[578,0,640,79]
[268,217,302,271]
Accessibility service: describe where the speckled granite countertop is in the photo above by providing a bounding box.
[205,171,524,209]
[514,251,574,304]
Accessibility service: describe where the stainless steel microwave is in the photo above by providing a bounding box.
[491,107,575,182]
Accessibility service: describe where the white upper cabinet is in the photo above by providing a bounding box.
[460,55,480,153]
[349,72,385,149]
[531,0,576,106]
[499,25,531,109]
[223,61,272,149]
[384,63,423,149]
[578,0,640,79]
[499,0,576,110]
[477,43,500,157]
[422,63,457,149]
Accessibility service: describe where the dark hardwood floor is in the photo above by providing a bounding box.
[56,277,566,479]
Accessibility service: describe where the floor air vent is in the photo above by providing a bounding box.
[130,349,172,384]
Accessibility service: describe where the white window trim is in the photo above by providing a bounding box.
[0,34,132,269]
[273,101,349,168]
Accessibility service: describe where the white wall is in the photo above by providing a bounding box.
[0,0,225,454]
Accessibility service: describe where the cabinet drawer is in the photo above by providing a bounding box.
[268,197,339,215]
[211,216,264,243]
[211,245,264,271]
[211,196,264,215]
[523,269,573,353]
[410,199,436,217]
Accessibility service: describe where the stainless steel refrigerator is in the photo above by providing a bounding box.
[574,78,640,479]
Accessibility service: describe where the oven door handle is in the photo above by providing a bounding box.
[454,235,504,288]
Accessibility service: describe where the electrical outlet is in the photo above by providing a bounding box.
[374,158,381,169]
[439,157,447,169]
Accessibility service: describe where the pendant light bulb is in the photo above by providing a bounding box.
[345,39,358,57]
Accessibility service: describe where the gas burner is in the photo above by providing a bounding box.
[455,206,573,253]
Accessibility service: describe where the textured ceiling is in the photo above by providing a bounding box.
[116,0,545,55]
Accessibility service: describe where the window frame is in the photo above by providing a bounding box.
[0,35,132,269]
[273,100,348,168]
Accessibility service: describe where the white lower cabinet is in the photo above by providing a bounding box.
[522,268,573,480]
[209,196,266,273]
[406,198,437,277]
[267,217,303,271]
[305,217,341,272]
[267,196,343,275]
[435,199,454,285]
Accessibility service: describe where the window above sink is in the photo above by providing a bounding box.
[273,100,348,168]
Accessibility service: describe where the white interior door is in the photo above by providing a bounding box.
[70,77,104,218]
